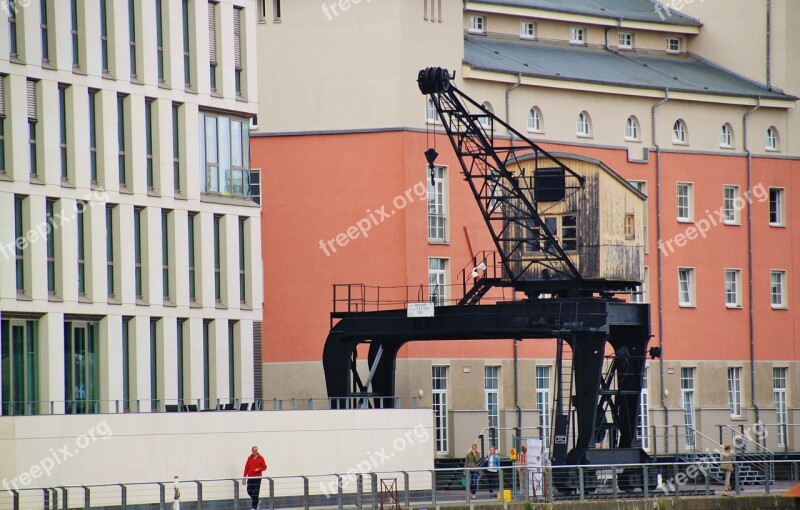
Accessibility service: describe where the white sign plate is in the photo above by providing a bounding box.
[407,302,435,318]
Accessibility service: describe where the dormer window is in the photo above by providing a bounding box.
[618,32,634,50]
[520,20,537,40]
[667,37,681,53]
[468,15,486,35]
[569,26,586,45]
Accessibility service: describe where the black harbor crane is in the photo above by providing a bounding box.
[323,68,658,493]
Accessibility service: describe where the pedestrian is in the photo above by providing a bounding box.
[242,446,268,509]
[486,446,500,498]
[172,476,181,510]
[464,443,482,499]
[516,445,528,495]
[720,444,733,493]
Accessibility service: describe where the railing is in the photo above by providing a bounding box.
[0,397,422,417]
[2,461,798,510]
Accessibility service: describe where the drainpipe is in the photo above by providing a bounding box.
[505,73,523,439]
[744,98,762,427]
[652,89,670,451]
[505,73,522,143]
[766,0,771,88]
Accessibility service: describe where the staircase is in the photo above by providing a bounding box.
[456,251,506,306]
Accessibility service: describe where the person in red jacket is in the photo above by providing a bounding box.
[242,446,268,509]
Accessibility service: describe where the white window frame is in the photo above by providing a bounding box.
[725,269,741,308]
[678,267,695,307]
[569,26,586,45]
[629,181,648,252]
[676,182,693,222]
[681,367,696,449]
[639,365,650,451]
[520,20,537,40]
[428,257,449,306]
[672,119,687,144]
[618,32,634,50]
[468,14,485,35]
[727,367,742,418]
[666,37,681,53]
[773,367,788,446]
[432,365,449,454]
[425,97,438,124]
[479,102,493,129]
[765,126,779,151]
[770,270,787,309]
[720,123,734,148]
[576,111,591,137]
[536,366,551,446]
[722,185,740,225]
[631,266,649,304]
[484,366,500,439]
[527,107,542,132]
[769,187,785,226]
[428,166,448,243]
[625,116,639,141]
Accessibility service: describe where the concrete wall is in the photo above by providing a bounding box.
[0,409,434,499]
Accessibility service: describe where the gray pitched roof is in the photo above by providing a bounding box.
[464,36,795,100]
[472,0,702,27]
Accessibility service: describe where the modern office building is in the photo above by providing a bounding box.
[0,0,262,418]
[252,0,798,458]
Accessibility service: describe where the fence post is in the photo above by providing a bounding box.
[11,489,18,510]
[84,486,90,510]
[158,482,165,510]
[336,475,344,510]
[302,476,310,510]
[430,470,437,508]
[611,466,618,500]
[403,471,410,509]
[704,465,710,496]
[356,474,363,510]
[233,479,240,510]
[196,480,203,510]
[120,484,126,510]
[734,462,741,496]
[60,486,68,510]
[643,465,650,499]
[499,466,505,506]
[370,473,378,510]
[465,467,471,504]
[578,466,585,501]
[268,478,275,510]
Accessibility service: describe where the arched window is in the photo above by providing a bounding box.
[576,111,591,136]
[765,126,779,150]
[672,119,687,144]
[625,116,640,141]
[479,102,494,129]
[527,107,542,132]
[719,123,734,148]
[425,97,437,124]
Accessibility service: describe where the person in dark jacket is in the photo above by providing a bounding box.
[464,443,482,498]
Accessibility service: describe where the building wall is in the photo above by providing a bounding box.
[0,409,434,500]
[252,0,799,457]
[0,1,263,416]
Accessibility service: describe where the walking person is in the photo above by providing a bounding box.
[486,446,500,498]
[720,444,734,494]
[464,443,482,499]
[242,446,268,509]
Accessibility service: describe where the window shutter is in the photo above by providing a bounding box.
[233,8,242,70]
[27,81,37,120]
[0,78,5,117]
[208,2,217,64]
